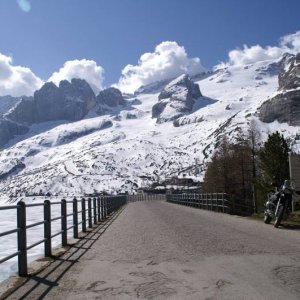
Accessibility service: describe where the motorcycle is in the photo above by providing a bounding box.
[264,180,293,228]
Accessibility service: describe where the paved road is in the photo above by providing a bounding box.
[4,201,300,300]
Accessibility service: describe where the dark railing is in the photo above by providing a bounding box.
[0,196,126,277]
[166,193,229,213]
[166,193,254,216]
[127,194,165,202]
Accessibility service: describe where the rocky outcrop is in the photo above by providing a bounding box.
[259,53,300,126]
[6,79,96,124]
[96,87,126,115]
[0,79,97,147]
[259,90,300,126]
[5,97,35,125]
[278,53,300,90]
[152,74,202,123]
[34,79,96,122]
[97,87,126,107]
[0,96,21,117]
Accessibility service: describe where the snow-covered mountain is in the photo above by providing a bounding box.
[0,53,300,197]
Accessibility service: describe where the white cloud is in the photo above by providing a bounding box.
[216,30,300,69]
[115,41,206,94]
[0,53,44,97]
[17,0,31,12]
[280,30,300,53]
[227,45,284,66]
[48,59,104,94]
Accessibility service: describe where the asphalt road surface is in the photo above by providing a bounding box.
[4,201,300,300]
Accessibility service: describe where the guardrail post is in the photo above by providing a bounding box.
[81,198,86,232]
[17,200,27,276]
[88,198,92,228]
[100,197,104,220]
[61,199,67,246]
[104,198,107,219]
[97,197,101,222]
[222,193,225,213]
[73,198,78,238]
[44,200,52,257]
[111,197,114,213]
[93,198,97,225]
[107,198,111,214]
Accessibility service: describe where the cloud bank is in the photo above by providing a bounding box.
[48,59,104,94]
[1,30,300,97]
[0,53,43,97]
[0,56,105,97]
[216,30,300,69]
[116,41,206,93]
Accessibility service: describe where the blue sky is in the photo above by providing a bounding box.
[0,0,300,95]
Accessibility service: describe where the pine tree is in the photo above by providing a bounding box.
[259,131,289,190]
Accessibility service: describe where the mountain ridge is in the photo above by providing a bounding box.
[0,53,300,197]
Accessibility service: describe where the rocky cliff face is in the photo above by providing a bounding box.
[34,79,96,122]
[278,53,300,90]
[97,87,125,107]
[6,78,96,124]
[259,53,300,126]
[0,79,97,147]
[0,96,21,117]
[258,90,300,125]
[152,74,202,123]
[96,87,126,115]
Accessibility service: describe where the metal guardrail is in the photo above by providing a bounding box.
[0,193,253,278]
[0,196,126,277]
[127,194,166,202]
[166,193,254,216]
[166,193,229,213]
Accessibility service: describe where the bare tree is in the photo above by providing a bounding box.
[248,119,261,213]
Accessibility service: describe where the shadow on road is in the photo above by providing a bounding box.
[280,223,300,230]
[2,208,125,300]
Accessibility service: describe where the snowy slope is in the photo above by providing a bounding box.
[0,57,299,197]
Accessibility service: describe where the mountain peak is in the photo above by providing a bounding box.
[152,74,202,123]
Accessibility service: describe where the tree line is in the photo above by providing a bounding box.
[203,124,290,213]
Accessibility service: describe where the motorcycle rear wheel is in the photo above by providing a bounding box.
[264,214,272,224]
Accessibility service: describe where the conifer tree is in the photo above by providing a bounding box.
[259,131,289,189]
